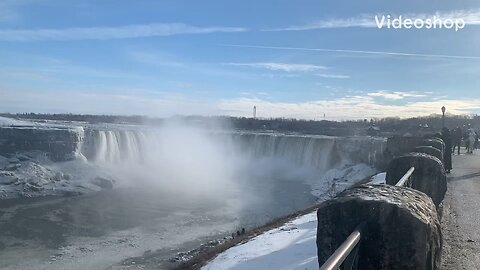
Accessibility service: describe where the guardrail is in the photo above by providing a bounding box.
[395,167,415,187]
[319,223,365,270]
[319,166,415,270]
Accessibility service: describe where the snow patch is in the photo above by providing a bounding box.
[0,151,113,199]
[0,116,36,126]
[201,164,379,270]
[370,172,386,184]
[202,211,318,270]
[310,163,377,200]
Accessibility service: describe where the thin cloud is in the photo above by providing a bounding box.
[221,44,480,60]
[217,96,480,120]
[267,15,374,31]
[0,87,220,116]
[128,51,251,79]
[266,9,480,31]
[315,73,350,79]
[3,86,480,120]
[367,90,427,100]
[259,73,301,78]
[0,23,247,41]
[226,62,327,72]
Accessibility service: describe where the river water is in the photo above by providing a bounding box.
[0,126,384,269]
[0,174,316,269]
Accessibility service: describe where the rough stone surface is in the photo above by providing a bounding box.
[386,153,447,207]
[422,139,445,155]
[317,184,442,270]
[386,136,425,158]
[386,137,446,159]
[414,146,443,162]
[0,155,7,169]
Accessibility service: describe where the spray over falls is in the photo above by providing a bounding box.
[0,119,386,269]
[80,128,384,174]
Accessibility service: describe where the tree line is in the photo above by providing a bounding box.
[2,112,479,136]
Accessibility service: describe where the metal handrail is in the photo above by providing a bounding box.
[319,223,364,270]
[319,167,416,270]
[395,167,415,187]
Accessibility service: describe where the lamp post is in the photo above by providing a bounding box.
[441,106,446,128]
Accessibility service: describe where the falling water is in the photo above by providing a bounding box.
[80,129,384,172]
[0,125,386,269]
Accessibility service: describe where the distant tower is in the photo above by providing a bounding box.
[253,106,257,119]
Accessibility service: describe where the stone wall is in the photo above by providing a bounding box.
[422,139,445,155]
[317,135,448,270]
[317,185,442,270]
[385,153,447,207]
[414,146,443,162]
[386,136,425,158]
[386,136,445,158]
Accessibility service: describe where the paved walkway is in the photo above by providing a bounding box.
[441,150,480,269]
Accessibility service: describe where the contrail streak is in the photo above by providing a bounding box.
[220,44,480,60]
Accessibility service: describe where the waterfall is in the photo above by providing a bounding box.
[80,129,385,172]
[227,133,337,172]
[81,129,151,163]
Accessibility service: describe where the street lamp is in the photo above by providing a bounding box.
[441,106,446,128]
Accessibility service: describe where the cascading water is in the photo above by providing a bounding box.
[77,127,386,205]
[0,123,387,270]
[80,129,384,172]
[229,133,338,172]
[81,129,149,163]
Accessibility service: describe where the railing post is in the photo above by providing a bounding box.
[318,162,441,270]
[317,184,442,270]
[386,153,446,207]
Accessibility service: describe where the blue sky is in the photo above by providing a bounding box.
[1,0,480,120]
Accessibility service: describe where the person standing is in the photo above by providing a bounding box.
[442,128,453,173]
[452,127,463,155]
[465,127,471,153]
[475,131,479,149]
[468,128,476,154]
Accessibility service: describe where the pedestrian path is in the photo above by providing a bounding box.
[441,150,480,269]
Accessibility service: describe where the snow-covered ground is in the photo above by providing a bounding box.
[0,151,115,199]
[370,172,387,184]
[0,116,117,199]
[201,172,386,270]
[203,211,318,270]
[0,116,34,126]
[310,163,377,200]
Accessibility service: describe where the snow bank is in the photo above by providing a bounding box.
[310,163,377,200]
[370,172,386,184]
[0,151,115,199]
[203,211,318,270]
[201,165,380,270]
[0,116,34,126]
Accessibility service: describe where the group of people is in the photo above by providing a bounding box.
[436,126,478,174]
[451,126,479,155]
